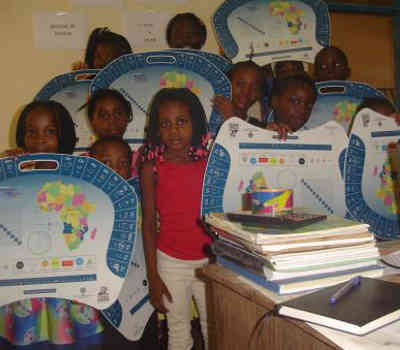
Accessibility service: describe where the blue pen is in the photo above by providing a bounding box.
[329,276,361,305]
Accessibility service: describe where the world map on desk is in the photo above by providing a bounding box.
[36,181,96,250]
[269,1,305,35]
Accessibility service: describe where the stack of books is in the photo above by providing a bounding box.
[205,210,384,295]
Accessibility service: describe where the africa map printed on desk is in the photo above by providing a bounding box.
[201,117,348,218]
[213,0,329,64]
[0,154,138,309]
[345,109,400,239]
[305,81,385,133]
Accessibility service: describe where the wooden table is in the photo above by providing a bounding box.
[198,241,400,350]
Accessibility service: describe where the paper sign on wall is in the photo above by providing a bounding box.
[32,12,88,49]
[122,12,172,49]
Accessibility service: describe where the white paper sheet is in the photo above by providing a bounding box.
[122,11,172,49]
[32,12,88,49]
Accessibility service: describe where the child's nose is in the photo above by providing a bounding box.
[327,63,335,73]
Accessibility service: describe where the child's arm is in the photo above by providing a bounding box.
[140,161,172,313]
[212,95,236,121]
[1,147,26,158]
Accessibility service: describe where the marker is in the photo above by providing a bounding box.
[329,276,361,305]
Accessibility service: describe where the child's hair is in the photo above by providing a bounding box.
[84,27,132,69]
[89,136,132,160]
[16,100,77,154]
[227,60,266,96]
[355,97,396,116]
[87,88,133,122]
[166,13,207,49]
[273,60,305,79]
[144,88,209,161]
[270,73,317,100]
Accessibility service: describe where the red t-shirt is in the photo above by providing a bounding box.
[156,158,211,260]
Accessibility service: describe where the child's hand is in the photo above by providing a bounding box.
[1,147,26,158]
[265,122,292,140]
[390,113,400,126]
[148,273,172,313]
[212,95,235,121]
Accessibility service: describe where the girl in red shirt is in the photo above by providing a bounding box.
[141,88,211,350]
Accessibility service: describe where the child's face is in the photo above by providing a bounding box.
[274,61,304,80]
[272,83,316,132]
[315,49,350,82]
[93,42,120,69]
[92,142,131,179]
[158,101,193,157]
[24,107,59,153]
[231,66,263,118]
[91,96,129,138]
[169,19,204,49]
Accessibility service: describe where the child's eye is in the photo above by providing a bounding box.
[114,109,123,117]
[98,111,108,120]
[159,120,171,129]
[290,97,301,105]
[335,63,343,68]
[319,64,328,70]
[25,129,35,137]
[47,128,58,136]
[177,118,188,127]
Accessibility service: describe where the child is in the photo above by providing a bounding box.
[314,46,350,82]
[274,60,305,80]
[267,73,318,135]
[87,88,133,139]
[213,60,266,127]
[73,27,132,70]
[141,88,211,350]
[89,136,132,180]
[0,101,104,349]
[89,137,160,350]
[166,13,207,50]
